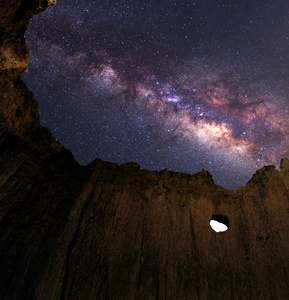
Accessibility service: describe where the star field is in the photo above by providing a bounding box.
[21,0,289,189]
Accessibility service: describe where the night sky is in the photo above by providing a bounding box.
[21,0,289,190]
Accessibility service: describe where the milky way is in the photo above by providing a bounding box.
[21,0,289,189]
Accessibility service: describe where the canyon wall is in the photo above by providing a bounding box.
[1,1,289,299]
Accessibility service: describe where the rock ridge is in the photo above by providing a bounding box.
[1,1,289,299]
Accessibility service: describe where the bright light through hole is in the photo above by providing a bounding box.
[210,214,230,233]
[210,220,228,232]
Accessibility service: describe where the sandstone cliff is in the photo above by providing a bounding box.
[1,1,289,299]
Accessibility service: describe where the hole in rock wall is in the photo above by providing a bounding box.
[210,214,229,233]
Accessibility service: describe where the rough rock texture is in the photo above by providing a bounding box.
[1,1,289,299]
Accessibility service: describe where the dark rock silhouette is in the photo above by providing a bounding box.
[1,1,289,299]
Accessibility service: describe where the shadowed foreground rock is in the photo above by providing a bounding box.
[1,1,289,299]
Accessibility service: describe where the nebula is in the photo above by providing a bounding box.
[21,0,289,189]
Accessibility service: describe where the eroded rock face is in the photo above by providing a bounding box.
[1,1,289,299]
